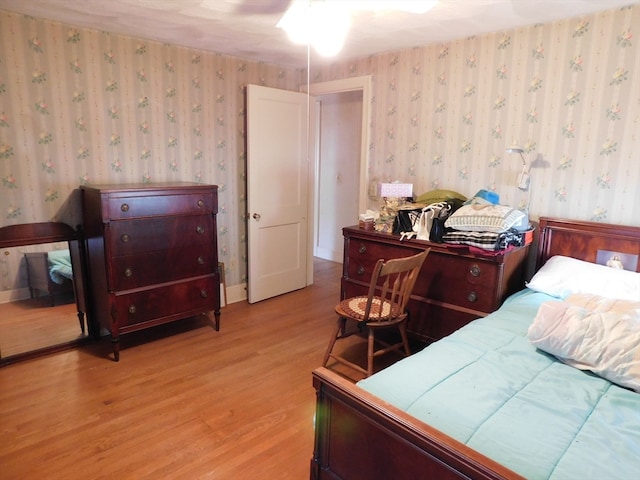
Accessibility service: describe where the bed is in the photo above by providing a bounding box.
[311,217,640,480]
[24,248,75,306]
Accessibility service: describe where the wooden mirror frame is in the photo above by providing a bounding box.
[0,222,90,365]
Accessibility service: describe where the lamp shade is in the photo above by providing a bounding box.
[379,183,413,198]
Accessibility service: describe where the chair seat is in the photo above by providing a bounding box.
[323,249,430,378]
[337,296,400,321]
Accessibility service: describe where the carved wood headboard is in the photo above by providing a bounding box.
[537,217,640,273]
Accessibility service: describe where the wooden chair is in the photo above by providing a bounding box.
[322,249,429,378]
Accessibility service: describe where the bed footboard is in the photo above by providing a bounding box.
[311,367,522,480]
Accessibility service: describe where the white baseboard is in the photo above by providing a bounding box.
[225,283,247,305]
[0,287,30,304]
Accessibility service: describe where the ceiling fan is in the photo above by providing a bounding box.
[260,0,439,56]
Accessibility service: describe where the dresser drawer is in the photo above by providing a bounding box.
[112,276,219,329]
[341,226,530,344]
[109,247,216,291]
[107,191,215,219]
[415,253,499,312]
[107,215,214,257]
[346,238,420,282]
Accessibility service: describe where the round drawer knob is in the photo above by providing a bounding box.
[200,290,208,298]
[128,305,137,314]
[121,234,130,243]
[357,266,365,275]
[197,256,204,265]
[124,267,133,277]
[120,203,129,212]
[197,199,204,208]
[467,291,478,303]
[196,225,205,234]
[358,244,367,254]
[470,264,481,277]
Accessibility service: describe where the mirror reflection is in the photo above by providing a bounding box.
[0,224,88,363]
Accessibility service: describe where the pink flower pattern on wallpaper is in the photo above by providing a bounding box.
[324,6,637,226]
[0,5,638,290]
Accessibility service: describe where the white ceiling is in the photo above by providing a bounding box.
[0,0,637,67]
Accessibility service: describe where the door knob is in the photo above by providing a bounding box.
[253,213,261,221]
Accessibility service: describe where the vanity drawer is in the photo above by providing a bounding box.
[107,215,214,257]
[112,276,219,329]
[107,191,215,219]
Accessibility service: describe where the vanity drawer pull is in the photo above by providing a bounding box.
[357,266,365,276]
[120,203,129,212]
[124,267,133,278]
[469,264,481,277]
[358,244,367,254]
[197,256,204,265]
[128,305,137,314]
[200,290,208,298]
[197,199,204,208]
[120,234,130,243]
[467,291,478,303]
[196,225,205,234]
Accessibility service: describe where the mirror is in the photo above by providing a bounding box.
[0,222,89,364]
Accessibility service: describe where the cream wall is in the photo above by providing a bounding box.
[0,9,303,291]
[1,6,639,297]
[310,4,639,226]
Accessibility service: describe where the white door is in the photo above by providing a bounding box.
[247,84,309,303]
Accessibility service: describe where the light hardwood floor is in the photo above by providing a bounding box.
[0,293,86,358]
[0,258,360,480]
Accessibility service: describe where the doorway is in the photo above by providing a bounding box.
[308,75,372,267]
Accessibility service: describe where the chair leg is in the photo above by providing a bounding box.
[367,328,375,377]
[399,322,411,357]
[322,317,346,367]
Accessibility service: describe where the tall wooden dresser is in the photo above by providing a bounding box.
[342,226,531,343]
[81,182,220,361]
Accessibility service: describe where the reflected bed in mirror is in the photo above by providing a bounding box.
[0,222,89,365]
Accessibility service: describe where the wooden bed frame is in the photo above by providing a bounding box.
[311,217,640,480]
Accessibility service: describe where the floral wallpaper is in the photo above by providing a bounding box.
[311,4,639,226]
[0,9,302,292]
[0,5,638,298]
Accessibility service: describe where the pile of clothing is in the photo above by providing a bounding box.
[441,190,530,251]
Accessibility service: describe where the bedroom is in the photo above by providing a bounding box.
[0,0,639,478]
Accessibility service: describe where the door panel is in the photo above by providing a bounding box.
[247,84,309,303]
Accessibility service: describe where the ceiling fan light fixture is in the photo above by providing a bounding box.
[277,0,351,57]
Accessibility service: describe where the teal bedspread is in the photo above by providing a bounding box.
[358,289,640,479]
[47,248,73,284]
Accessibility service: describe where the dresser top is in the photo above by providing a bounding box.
[80,182,216,193]
[343,225,529,262]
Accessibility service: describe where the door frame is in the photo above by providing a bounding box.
[304,75,372,283]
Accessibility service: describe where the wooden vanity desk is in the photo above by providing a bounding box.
[342,225,531,343]
[81,182,220,361]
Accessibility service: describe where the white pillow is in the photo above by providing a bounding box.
[444,204,525,233]
[527,255,640,301]
[528,293,640,391]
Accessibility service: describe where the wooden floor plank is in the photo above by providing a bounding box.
[0,258,352,479]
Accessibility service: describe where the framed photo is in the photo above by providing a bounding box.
[596,250,638,271]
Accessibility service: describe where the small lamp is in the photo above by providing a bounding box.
[506,146,530,191]
[378,182,413,207]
